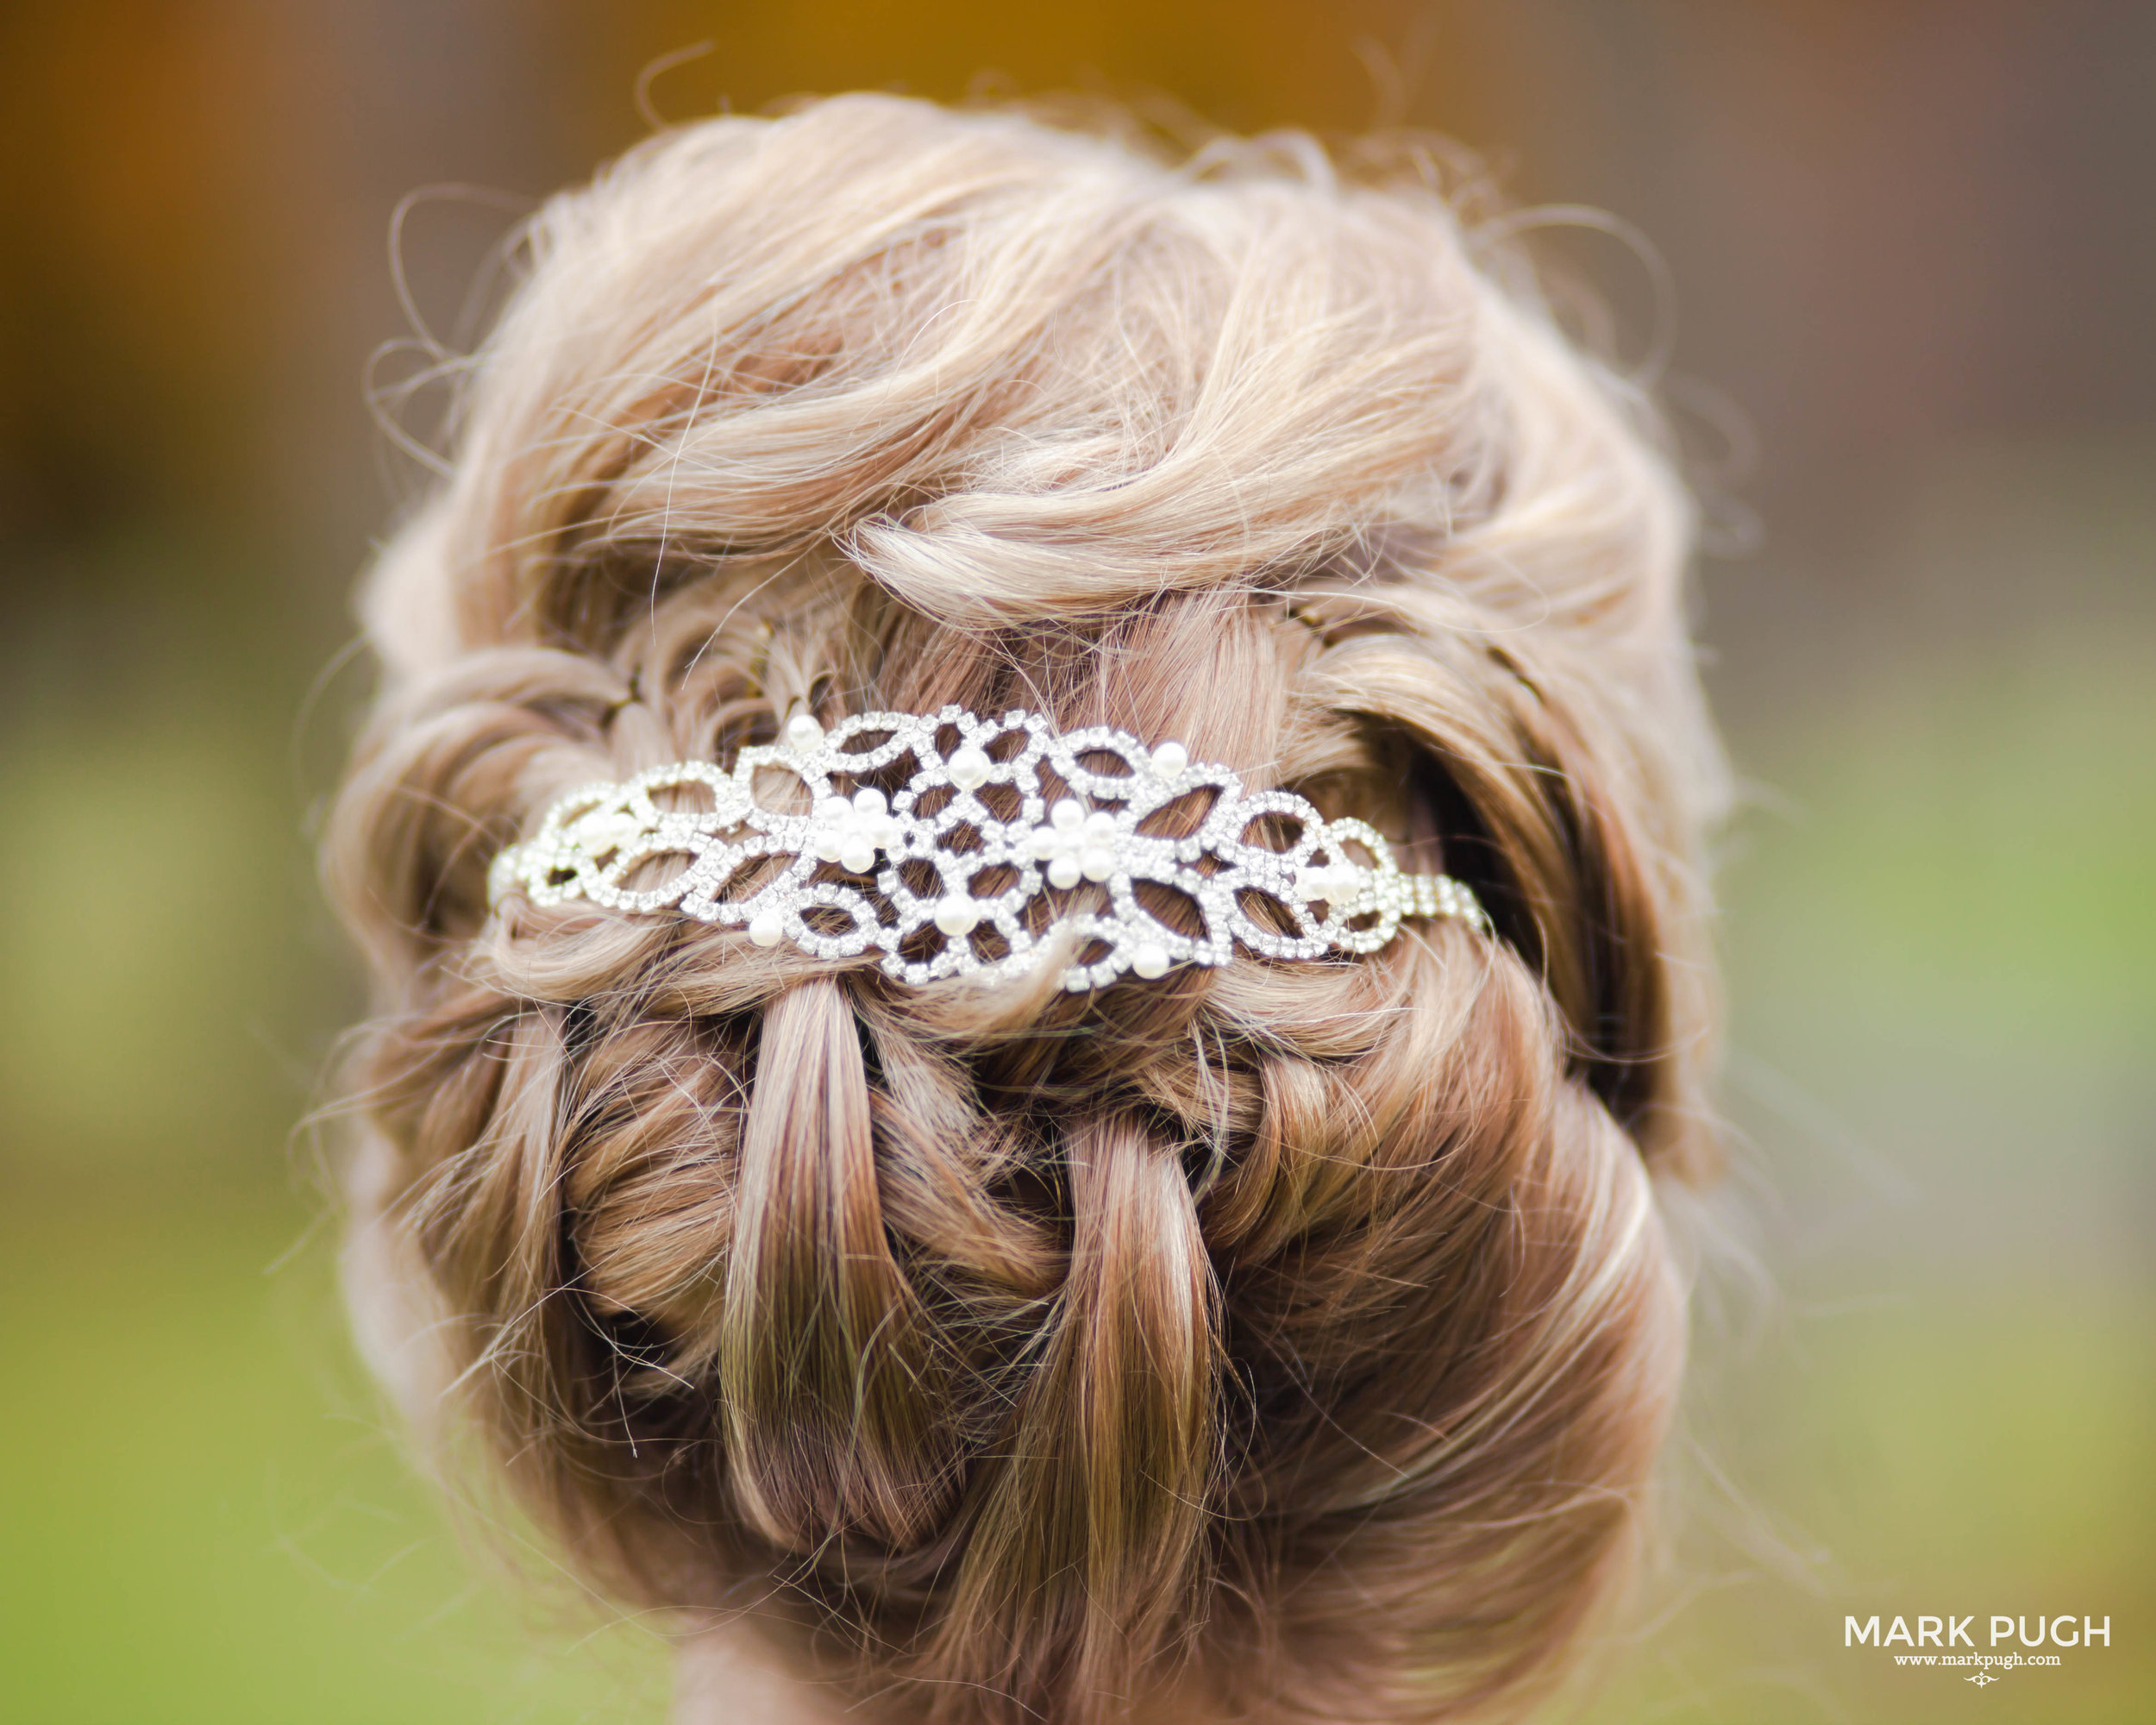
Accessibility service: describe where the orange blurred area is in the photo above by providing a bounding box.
[1,4,2150,1721]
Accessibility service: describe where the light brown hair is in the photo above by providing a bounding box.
[326,93,1724,1725]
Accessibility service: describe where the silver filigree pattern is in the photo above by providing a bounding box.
[487,706,1492,992]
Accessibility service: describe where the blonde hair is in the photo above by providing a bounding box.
[327,93,1724,1725]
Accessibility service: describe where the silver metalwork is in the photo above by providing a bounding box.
[488,706,1491,992]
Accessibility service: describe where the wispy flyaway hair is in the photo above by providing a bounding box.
[326,92,1726,1725]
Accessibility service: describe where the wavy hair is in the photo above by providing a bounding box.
[326,93,1725,1725]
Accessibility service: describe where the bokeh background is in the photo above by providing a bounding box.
[2,3,2149,1721]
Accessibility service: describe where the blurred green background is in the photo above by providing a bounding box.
[1,3,2148,1721]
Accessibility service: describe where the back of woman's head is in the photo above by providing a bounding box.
[327,92,1724,1725]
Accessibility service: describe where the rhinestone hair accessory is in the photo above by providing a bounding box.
[488,706,1492,993]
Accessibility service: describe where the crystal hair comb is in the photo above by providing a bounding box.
[488,705,1491,992]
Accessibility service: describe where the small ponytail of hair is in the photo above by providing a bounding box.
[721,979,954,1555]
[932,1111,1219,1710]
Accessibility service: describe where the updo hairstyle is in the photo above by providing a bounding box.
[327,93,1724,1725]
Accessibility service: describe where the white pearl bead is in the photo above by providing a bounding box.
[1047,856,1081,890]
[1082,811,1117,840]
[933,897,980,937]
[1050,798,1084,831]
[1151,741,1188,777]
[947,745,991,790]
[749,912,784,948]
[572,811,641,853]
[813,834,844,863]
[841,841,876,874]
[852,787,887,817]
[1080,846,1115,882]
[1131,942,1170,979]
[1297,862,1361,905]
[784,713,823,751]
